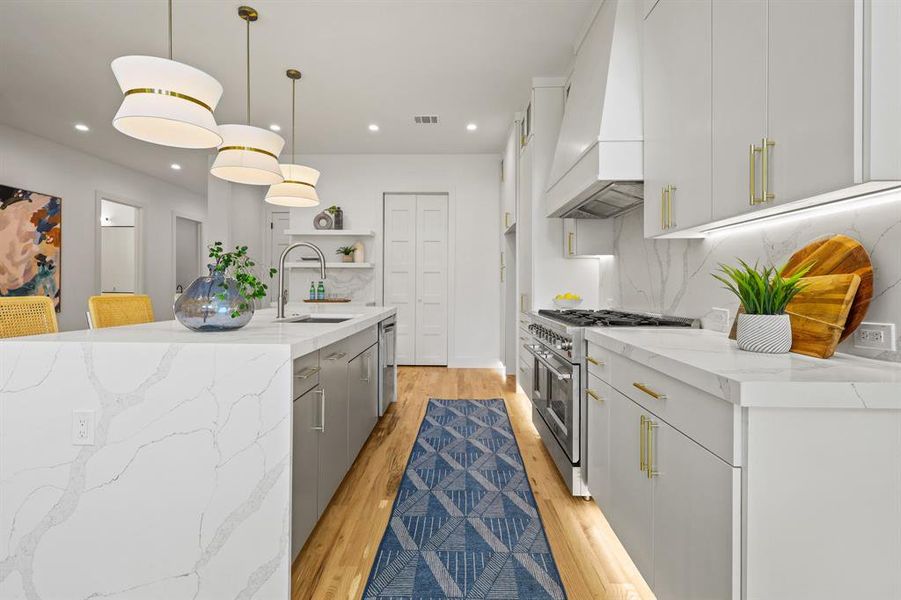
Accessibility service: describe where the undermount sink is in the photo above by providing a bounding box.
[278,316,353,324]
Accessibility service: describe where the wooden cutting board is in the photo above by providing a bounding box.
[727,235,873,356]
[784,274,861,358]
[781,234,873,341]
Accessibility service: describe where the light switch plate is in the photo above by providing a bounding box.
[73,409,95,445]
[854,322,897,351]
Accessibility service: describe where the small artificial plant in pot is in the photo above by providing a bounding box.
[336,245,356,263]
[713,259,812,353]
[174,242,276,332]
[326,205,343,229]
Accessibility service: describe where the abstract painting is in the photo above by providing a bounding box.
[0,185,62,310]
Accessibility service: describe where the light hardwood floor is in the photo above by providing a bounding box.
[292,367,654,600]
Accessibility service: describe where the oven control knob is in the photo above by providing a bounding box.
[561,341,572,351]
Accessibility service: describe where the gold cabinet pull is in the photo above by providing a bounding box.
[639,415,647,472]
[646,419,659,479]
[749,143,763,205]
[504,212,511,228]
[762,138,775,202]
[586,388,602,402]
[295,366,321,380]
[633,382,667,400]
[586,355,604,367]
[500,265,505,282]
[568,231,575,256]
[660,186,667,229]
[667,185,676,229]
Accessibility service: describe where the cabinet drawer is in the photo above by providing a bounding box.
[585,342,612,383]
[610,354,737,465]
[293,350,320,399]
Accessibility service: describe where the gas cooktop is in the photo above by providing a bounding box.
[537,309,698,328]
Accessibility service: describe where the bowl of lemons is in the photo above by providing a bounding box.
[553,293,583,309]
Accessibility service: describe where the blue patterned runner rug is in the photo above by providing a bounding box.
[363,398,567,599]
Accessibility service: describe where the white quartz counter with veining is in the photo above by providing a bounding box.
[0,304,394,600]
[18,304,396,359]
[585,327,901,409]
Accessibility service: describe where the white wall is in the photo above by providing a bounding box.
[0,124,206,330]
[279,153,502,368]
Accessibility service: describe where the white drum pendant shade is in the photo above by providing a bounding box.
[265,164,320,207]
[210,124,285,185]
[111,55,224,149]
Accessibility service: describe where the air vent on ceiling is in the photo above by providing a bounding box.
[414,115,439,125]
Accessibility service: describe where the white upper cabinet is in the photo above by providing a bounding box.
[766,0,855,205]
[711,0,767,221]
[502,121,519,231]
[643,0,712,238]
[645,0,901,238]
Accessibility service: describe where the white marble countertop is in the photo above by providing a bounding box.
[585,327,901,409]
[12,304,396,359]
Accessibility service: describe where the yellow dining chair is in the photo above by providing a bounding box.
[88,294,155,329]
[0,296,59,339]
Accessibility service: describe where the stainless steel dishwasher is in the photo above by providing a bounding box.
[378,316,396,416]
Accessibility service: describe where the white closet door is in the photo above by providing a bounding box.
[414,195,448,365]
[384,194,417,365]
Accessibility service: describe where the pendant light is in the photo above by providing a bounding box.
[265,70,321,207]
[111,0,224,148]
[210,6,285,185]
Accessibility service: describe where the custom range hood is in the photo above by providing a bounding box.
[546,0,643,219]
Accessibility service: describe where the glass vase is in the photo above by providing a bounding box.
[174,266,254,331]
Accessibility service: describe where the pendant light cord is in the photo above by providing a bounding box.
[246,16,251,123]
[167,0,173,60]
[291,78,296,159]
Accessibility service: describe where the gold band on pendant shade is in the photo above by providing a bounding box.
[217,145,279,159]
[123,88,214,113]
[282,180,316,189]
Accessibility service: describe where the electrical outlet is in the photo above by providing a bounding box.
[703,307,731,333]
[73,410,95,446]
[854,322,897,351]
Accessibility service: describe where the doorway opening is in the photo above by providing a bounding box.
[99,198,141,294]
[174,215,203,294]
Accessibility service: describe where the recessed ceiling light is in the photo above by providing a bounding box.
[269,124,281,132]
[466,123,478,131]
[170,163,182,171]
[368,124,380,132]
[74,123,90,132]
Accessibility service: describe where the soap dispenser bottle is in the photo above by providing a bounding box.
[309,281,316,301]
[317,281,325,300]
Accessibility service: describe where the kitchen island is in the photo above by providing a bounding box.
[0,305,395,600]
[583,327,901,600]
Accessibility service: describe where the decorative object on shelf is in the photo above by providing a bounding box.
[0,185,62,311]
[714,259,812,354]
[210,6,285,185]
[111,0,223,149]
[313,210,333,230]
[336,246,356,263]
[326,205,343,229]
[265,69,321,207]
[174,242,275,331]
[351,241,365,263]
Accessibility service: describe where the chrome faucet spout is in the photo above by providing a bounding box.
[277,242,327,319]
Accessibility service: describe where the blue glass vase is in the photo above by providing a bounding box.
[174,266,254,331]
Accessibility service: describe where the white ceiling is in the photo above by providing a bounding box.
[1,0,597,194]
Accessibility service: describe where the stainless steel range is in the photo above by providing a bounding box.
[521,309,699,496]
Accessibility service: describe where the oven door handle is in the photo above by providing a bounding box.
[523,344,571,381]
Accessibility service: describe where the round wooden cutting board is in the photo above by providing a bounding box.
[781,234,873,342]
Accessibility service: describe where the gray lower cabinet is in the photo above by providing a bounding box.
[348,343,379,460]
[292,383,321,559]
[317,342,351,514]
[291,324,382,559]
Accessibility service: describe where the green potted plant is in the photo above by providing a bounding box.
[712,259,812,353]
[174,242,276,331]
[336,245,356,263]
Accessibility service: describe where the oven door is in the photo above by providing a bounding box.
[524,344,578,463]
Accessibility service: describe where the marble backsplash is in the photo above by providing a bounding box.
[600,190,901,362]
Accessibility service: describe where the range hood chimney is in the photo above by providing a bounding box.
[545,0,643,219]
